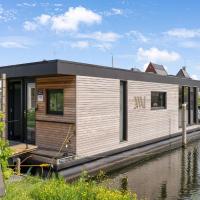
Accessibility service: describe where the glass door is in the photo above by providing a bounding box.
[8,81,23,141]
[26,82,36,144]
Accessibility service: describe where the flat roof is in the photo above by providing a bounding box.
[0,59,199,87]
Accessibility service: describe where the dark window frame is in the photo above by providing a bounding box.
[151,91,167,110]
[120,80,127,142]
[47,89,64,115]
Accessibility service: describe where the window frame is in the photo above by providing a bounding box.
[46,89,64,115]
[120,80,128,142]
[151,91,167,110]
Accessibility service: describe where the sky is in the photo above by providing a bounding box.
[0,0,200,79]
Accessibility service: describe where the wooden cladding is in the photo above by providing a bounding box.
[36,121,76,153]
[76,76,179,157]
[36,76,76,123]
[35,76,76,153]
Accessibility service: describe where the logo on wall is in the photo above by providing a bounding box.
[133,96,146,109]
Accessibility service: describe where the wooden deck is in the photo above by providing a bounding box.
[9,141,37,156]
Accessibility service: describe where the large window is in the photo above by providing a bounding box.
[151,92,166,109]
[47,89,64,115]
[120,81,127,142]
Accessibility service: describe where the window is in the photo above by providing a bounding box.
[151,92,166,109]
[120,81,127,142]
[47,89,64,115]
[198,88,200,123]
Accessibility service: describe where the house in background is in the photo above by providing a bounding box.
[176,66,191,79]
[0,60,199,165]
[145,62,168,76]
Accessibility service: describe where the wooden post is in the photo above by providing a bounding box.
[0,165,5,197]
[2,74,6,139]
[182,104,187,147]
[16,158,21,176]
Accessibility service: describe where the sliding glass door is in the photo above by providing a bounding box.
[26,82,36,144]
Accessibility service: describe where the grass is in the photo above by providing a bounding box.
[1,176,137,200]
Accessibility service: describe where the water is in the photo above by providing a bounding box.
[106,141,200,200]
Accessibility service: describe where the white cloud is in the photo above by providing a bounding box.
[24,14,51,30]
[180,41,200,48]
[51,6,101,32]
[17,3,36,7]
[137,47,181,62]
[0,4,16,22]
[40,2,49,7]
[0,36,32,49]
[76,31,121,42]
[191,74,198,80]
[166,28,200,38]
[24,6,102,32]
[112,8,123,15]
[93,43,112,51]
[70,41,89,49]
[0,41,26,48]
[54,3,63,7]
[36,14,51,25]
[69,32,120,50]
[126,30,149,43]
[75,31,120,50]
[103,8,123,16]
[24,21,37,31]
[142,62,149,71]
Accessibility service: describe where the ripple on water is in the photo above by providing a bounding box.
[105,141,200,200]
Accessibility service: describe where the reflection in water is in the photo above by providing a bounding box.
[121,177,128,193]
[106,142,200,200]
[160,182,167,199]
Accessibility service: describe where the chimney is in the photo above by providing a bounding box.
[182,66,186,71]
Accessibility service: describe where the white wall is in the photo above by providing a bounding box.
[76,76,179,157]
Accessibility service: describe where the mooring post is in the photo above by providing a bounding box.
[16,158,21,176]
[182,103,187,147]
[0,165,5,197]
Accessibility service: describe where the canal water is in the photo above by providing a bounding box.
[105,141,200,200]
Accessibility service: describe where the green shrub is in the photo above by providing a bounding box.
[2,176,137,200]
[0,112,13,179]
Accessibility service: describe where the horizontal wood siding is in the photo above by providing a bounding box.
[36,122,75,153]
[128,80,179,145]
[76,76,120,157]
[36,76,76,153]
[76,76,179,157]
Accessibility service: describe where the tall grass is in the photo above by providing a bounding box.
[2,176,137,200]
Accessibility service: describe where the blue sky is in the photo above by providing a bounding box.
[0,0,200,78]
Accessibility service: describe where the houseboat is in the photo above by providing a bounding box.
[0,60,200,178]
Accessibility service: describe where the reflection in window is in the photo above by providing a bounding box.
[47,89,64,115]
[151,92,167,109]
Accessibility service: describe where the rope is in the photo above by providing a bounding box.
[47,124,75,178]
[9,164,50,167]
